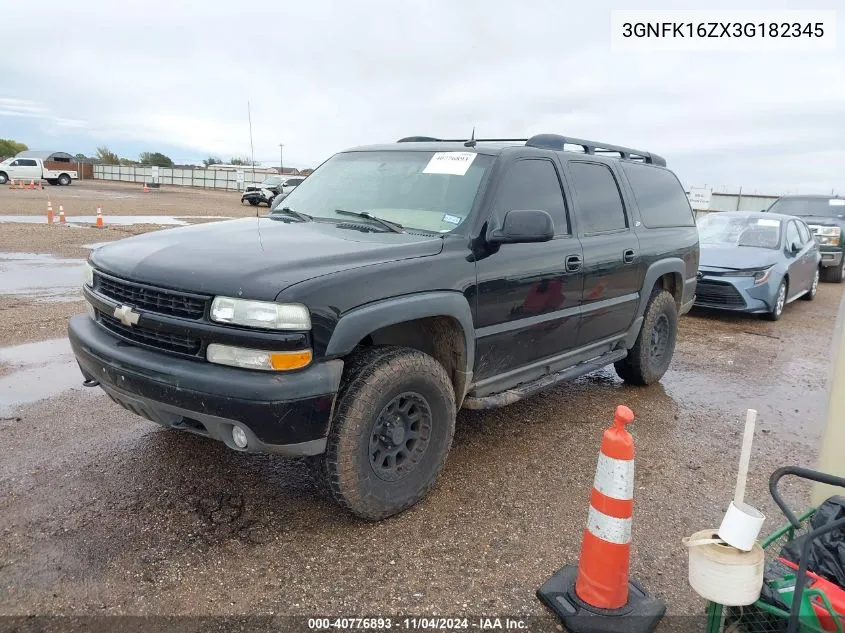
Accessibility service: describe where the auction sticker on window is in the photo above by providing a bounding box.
[423,152,477,176]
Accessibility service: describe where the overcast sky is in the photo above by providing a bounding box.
[2,0,842,194]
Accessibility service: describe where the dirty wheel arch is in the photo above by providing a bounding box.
[322,345,456,521]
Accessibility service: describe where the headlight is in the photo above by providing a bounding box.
[814,226,842,245]
[720,267,773,285]
[83,262,94,287]
[206,343,312,371]
[210,297,311,330]
[816,226,841,237]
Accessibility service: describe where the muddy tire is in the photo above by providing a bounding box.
[323,345,455,521]
[614,289,678,386]
[822,259,845,283]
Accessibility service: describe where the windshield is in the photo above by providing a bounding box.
[260,176,283,187]
[272,150,493,232]
[768,197,845,218]
[697,214,782,249]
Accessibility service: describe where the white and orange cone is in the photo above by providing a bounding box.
[96,207,104,229]
[58,206,66,224]
[28,179,35,190]
[47,200,54,224]
[536,405,665,633]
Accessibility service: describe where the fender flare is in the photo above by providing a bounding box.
[635,258,686,319]
[325,291,475,377]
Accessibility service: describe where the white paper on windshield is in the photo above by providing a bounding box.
[830,199,845,206]
[423,152,477,176]
[757,219,780,227]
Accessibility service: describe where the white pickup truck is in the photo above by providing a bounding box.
[0,157,78,186]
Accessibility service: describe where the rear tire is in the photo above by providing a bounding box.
[822,259,845,283]
[322,346,456,521]
[802,268,819,300]
[248,199,259,206]
[614,289,678,386]
[57,174,71,186]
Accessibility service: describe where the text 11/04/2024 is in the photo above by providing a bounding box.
[307,617,529,630]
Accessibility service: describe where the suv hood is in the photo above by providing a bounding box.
[699,245,780,271]
[90,217,443,300]
[793,215,845,227]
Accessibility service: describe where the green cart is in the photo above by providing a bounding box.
[705,467,845,633]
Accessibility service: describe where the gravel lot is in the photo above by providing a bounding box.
[0,181,840,631]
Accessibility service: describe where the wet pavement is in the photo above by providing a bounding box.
[0,283,840,627]
[0,252,85,303]
[0,215,228,226]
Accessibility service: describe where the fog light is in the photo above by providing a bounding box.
[232,426,248,449]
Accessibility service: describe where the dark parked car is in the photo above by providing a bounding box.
[766,195,845,282]
[69,133,699,520]
[695,212,820,320]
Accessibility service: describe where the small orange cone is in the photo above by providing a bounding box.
[143,182,150,193]
[96,208,104,229]
[28,179,35,190]
[59,206,66,224]
[47,200,54,224]
[536,405,665,633]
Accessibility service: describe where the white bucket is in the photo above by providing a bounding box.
[682,529,765,606]
[718,501,765,552]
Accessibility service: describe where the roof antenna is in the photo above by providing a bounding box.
[464,127,477,148]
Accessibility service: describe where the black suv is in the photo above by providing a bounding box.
[766,194,845,282]
[69,134,699,520]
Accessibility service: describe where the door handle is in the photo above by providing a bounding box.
[565,254,582,273]
[623,249,636,264]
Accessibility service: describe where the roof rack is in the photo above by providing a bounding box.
[396,134,667,166]
[525,134,666,166]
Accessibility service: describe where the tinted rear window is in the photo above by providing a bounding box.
[621,163,695,228]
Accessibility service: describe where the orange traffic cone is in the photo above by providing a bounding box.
[47,200,54,224]
[58,206,66,224]
[96,208,104,229]
[536,405,665,633]
[28,179,35,190]
[142,182,150,193]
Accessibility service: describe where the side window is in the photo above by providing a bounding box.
[797,221,811,245]
[494,159,569,234]
[18,159,37,167]
[621,162,695,228]
[785,221,801,249]
[568,162,627,234]
[9,160,19,166]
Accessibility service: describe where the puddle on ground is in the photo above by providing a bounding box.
[0,252,85,302]
[0,338,94,417]
[0,215,190,226]
[0,215,232,226]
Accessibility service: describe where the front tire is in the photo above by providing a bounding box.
[822,258,845,283]
[248,199,260,206]
[763,278,787,321]
[0,172,7,185]
[614,289,678,386]
[323,346,456,521]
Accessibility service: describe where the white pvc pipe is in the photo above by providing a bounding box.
[734,408,757,506]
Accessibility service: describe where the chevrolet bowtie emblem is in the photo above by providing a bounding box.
[113,305,140,327]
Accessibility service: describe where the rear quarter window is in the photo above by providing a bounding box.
[621,163,695,229]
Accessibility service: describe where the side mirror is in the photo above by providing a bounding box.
[487,209,555,245]
[790,241,801,254]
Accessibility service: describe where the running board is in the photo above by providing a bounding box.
[462,349,627,410]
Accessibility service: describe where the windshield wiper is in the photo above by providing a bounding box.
[270,207,312,222]
[334,209,404,233]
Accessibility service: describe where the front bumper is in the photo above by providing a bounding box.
[693,273,778,314]
[68,314,343,456]
[819,247,843,269]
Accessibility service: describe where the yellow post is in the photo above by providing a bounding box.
[813,289,845,505]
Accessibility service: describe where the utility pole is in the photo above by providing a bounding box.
[279,143,284,175]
